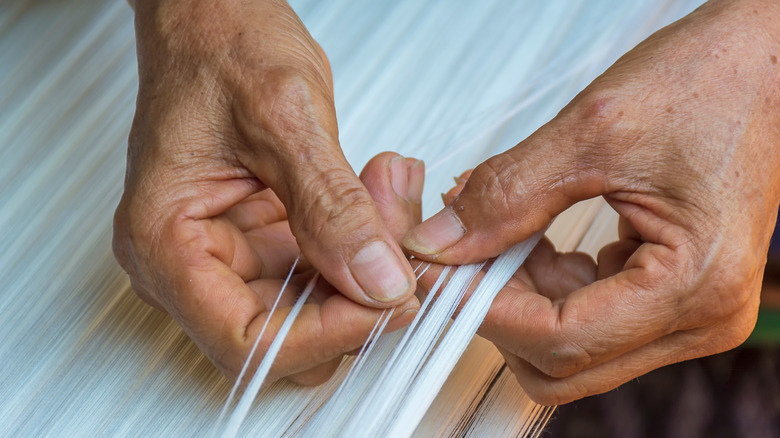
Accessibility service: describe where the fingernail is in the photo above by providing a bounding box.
[386,303,420,332]
[394,308,418,325]
[453,176,467,186]
[390,156,408,199]
[406,159,424,203]
[394,298,420,317]
[401,308,419,317]
[350,240,411,302]
[403,206,465,255]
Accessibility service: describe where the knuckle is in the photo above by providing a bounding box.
[237,66,334,150]
[291,169,377,243]
[716,295,760,351]
[723,254,761,306]
[569,89,625,136]
[111,195,159,282]
[166,214,217,271]
[213,348,244,383]
[532,340,593,379]
[203,321,258,384]
[466,154,520,219]
[556,380,593,404]
[562,89,631,170]
[724,321,754,351]
[286,366,338,387]
[712,285,750,321]
[523,379,588,406]
[265,68,315,115]
[129,280,161,309]
[111,198,133,269]
[575,91,619,122]
[523,386,560,407]
[692,251,761,323]
[113,191,210,305]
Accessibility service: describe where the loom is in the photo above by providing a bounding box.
[1,0,706,436]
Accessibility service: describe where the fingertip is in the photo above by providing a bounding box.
[385,296,420,331]
[371,153,424,207]
[348,240,416,304]
[286,357,343,386]
[397,294,421,313]
[359,151,401,189]
[289,150,418,308]
[360,152,423,239]
[406,158,424,204]
[389,155,409,199]
[402,206,466,258]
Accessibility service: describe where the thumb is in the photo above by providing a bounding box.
[403,125,606,264]
[232,70,416,308]
[274,148,416,308]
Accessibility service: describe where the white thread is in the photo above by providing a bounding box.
[1,1,707,436]
[221,273,320,438]
[216,255,301,429]
[386,234,543,437]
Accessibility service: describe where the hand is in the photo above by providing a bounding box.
[405,0,780,404]
[114,0,420,384]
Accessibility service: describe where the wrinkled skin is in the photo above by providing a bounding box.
[114,0,422,385]
[117,0,780,400]
[406,0,780,404]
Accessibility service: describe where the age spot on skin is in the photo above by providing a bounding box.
[771,55,777,65]
[692,92,699,99]
[666,106,674,114]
